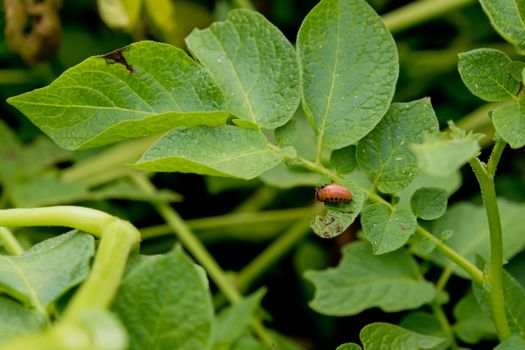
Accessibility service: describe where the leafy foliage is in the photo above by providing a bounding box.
[7,41,230,150]
[0,231,94,308]
[297,0,398,151]
[4,0,525,348]
[304,241,435,316]
[111,249,215,350]
[186,10,300,130]
[357,98,438,193]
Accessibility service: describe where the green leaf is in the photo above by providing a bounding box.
[400,312,450,350]
[274,119,298,146]
[431,199,525,278]
[510,61,525,81]
[297,0,398,151]
[230,335,267,350]
[331,146,357,175]
[458,48,519,102]
[133,126,295,180]
[261,113,321,188]
[97,0,142,31]
[10,172,88,207]
[360,322,446,350]
[304,241,435,316]
[397,171,461,211]
[0,297,46,344]
[410,187,448,220]
[212,289,265,350]
[186,10,300,129]
[473,265,525,337]
[260,164,322,189]
[479,0,525,53]
[74,309,128,350]
[0,231,94,307]
[111,250,214,350]
[9,174,181,207]
[410,123,482,176]
[357,99,439,193]
[336,344,362,350]
[494,336,525,350]
[0,121,70,184]
[7,41,230,150]
[492,100,525,149]
[361,203,417,254]
[89,179,182,202]
[310,180,366,239]
[452,289,496,344]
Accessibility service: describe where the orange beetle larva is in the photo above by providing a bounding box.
[315,184,352,203]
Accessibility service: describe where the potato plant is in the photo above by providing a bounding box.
[1,0,525,349]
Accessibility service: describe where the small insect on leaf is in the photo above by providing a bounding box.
[315,184,352,204]
[98,46,135,73]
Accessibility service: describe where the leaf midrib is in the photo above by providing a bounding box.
[316,6,341,159]
[211,28,258,124]
[0,256,45,314]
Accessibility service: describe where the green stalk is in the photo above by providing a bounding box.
[130,174,275,349]
[0,206,115,238]
[61,136,157,183]
[63,219,140,319]
[431,303,459,349]
[383,0,475,34]
[140,207,317,239]
[236,218,313,292]
[416,226,483,282]
[469,144,511,341]
[0,227,24,255]
[232,0,255,10]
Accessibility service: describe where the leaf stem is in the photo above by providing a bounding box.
[236,218,313,292]
[129,173,276,349]
[469,150,511,341]
[232,0,255,10]
[0,227,24,255]
[60,136,157,183]
[0,206,116,239]
[382,0,475,34]
[140,207,318,240]
[64,219,140,319]
[487,139,506,177]
[431,302,459,349]
[416,226,483,282]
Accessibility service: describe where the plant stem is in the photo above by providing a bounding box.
[61,136,157,183]
[237,218,313,292]
[64,219,140,319]
[129,174,275,349]
[232,186,278,213]
[382,0,475,34]
[232,0,255,10]
[0,227,24,255]
[487,139,506,177]
[140,207,317,239]
[295,156,484,281]
[436,267,453,292]
[416,226,483,282]
[469,153,511,341]
[0,206,116,239]
[431,302,459,349]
